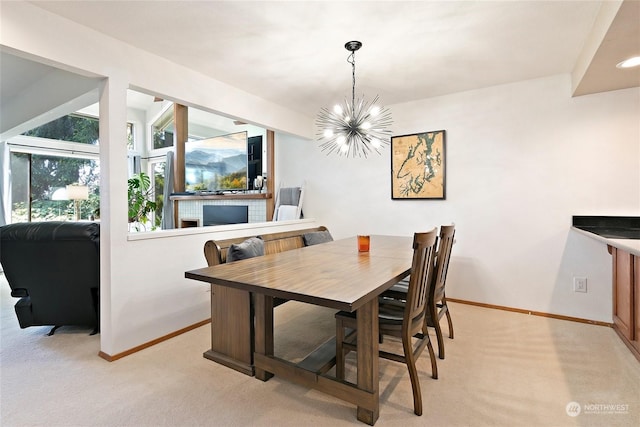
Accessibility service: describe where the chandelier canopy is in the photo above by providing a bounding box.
[316,41,392,158]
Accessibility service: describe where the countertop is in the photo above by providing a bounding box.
[572,226,640,256]
[572,216,640,256]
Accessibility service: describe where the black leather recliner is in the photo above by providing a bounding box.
[0,221,100,335]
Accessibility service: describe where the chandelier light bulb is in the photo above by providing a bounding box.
[316,41,393,158]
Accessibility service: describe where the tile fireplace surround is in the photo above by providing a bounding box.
[171,193,269,227]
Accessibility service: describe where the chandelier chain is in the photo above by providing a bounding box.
[348,51,356,110]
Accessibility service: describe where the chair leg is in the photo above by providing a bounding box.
[47,325,61,336]
[335,319,345,380]
[431,304,445,360]
[426,332,438,380]
[402,334,423,416]
[443,299,454,339]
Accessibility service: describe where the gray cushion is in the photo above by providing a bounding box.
[303,230,333,246]
[226,237,264,263]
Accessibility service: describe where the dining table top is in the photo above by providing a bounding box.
[185,234,414,312]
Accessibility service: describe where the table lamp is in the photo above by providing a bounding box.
[66,184,89,220]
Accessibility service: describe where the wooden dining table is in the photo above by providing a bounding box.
[185,234,414,425]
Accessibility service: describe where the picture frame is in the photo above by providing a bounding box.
[391,130,446,200]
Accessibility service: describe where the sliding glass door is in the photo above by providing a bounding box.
[9,152,99,223]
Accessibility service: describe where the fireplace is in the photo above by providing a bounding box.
[202,205,249,226]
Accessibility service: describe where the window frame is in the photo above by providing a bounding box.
[7,136,101,222]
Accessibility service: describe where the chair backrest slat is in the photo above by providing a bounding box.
[433,225,455,301]
[404,230,439,333]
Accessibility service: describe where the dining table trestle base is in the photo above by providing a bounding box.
[253,292,381,425]
[253,352,379,424]
[203,349,254,376]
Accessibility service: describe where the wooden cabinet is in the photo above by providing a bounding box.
[613,248,634,339]
[636,255,640,355]
[611,246,640,360]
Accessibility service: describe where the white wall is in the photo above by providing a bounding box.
[277,75,640,322]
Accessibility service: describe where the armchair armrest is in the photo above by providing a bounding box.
[11,288,28,298]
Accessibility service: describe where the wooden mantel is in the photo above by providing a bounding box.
[170,193,272,201]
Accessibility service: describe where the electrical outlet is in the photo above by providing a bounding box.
[573,277,587,293]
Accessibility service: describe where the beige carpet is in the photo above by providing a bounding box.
[1,272,639,427]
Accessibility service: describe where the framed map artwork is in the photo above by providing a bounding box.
[391,130,446,199]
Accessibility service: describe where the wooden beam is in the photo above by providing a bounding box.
[173,104,187,227]
[174,104,187,192]
[266,130,275,220]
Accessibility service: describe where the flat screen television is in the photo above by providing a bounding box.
[203,205,248,226]
[185,131,248,192]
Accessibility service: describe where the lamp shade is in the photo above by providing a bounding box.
[66,185,89,201]
[51,187,68,201]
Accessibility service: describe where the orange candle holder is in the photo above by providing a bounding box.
[357,235,370,252]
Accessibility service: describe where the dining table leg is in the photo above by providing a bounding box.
[254,292,274,381]
[356,298,380,425]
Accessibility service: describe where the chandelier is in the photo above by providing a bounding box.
[316,41,392,158]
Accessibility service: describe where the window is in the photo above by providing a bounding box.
[23,114,99,145]
[9,113,100,222]
[151,160,166,228]
[126,122,134,150]
[152,106,174,149]
[9,153,29,223]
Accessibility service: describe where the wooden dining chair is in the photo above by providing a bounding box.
[381,224,455,359]
[334,230,439,416]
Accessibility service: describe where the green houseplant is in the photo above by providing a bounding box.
[127,172,157,231]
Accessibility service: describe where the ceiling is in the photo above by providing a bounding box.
[2,1,639,137]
